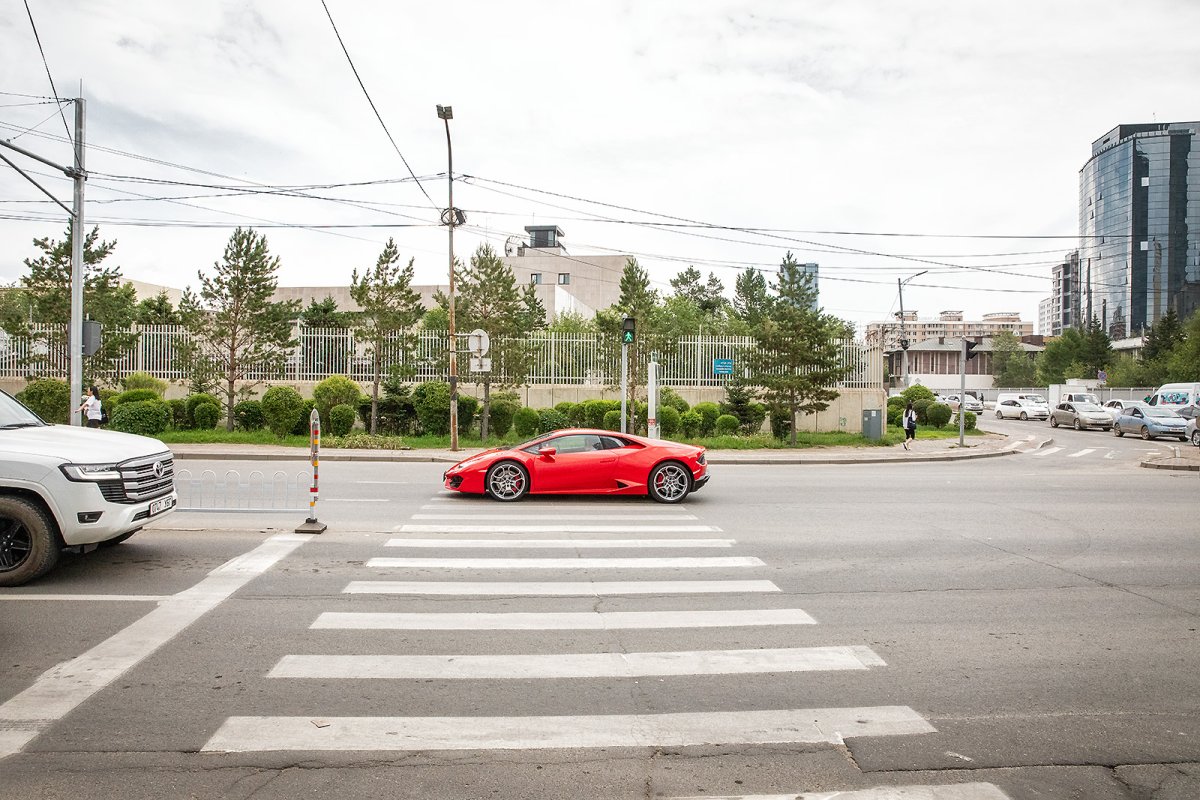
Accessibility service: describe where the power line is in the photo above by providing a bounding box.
[318,0,435,209]
[21,0,72,145]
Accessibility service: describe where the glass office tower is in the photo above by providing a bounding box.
[1078,122,1200,338]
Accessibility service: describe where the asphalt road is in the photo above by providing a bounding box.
[1,442,1197,800]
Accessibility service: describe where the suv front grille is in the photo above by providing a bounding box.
[97,453,175,504]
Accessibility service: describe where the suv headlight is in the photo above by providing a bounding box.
[60,463,121,482]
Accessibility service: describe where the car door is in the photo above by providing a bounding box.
[527,433,617,493]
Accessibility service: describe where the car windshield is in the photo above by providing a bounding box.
[1024,395,1047,404]
[0,390,47,429]
[1147,407,1181,418]
[1075,403,1104,412]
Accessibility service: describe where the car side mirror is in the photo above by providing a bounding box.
[538,446,557,457]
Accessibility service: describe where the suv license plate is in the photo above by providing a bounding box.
[149,496,174,516]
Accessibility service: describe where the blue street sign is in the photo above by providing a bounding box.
[713,358,734,375]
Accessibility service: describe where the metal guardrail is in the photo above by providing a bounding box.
[175,468,309,513]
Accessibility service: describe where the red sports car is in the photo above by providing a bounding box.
[442,428,709,503]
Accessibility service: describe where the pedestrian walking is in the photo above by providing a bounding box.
[902,401,917,450]
[76,385,103,429]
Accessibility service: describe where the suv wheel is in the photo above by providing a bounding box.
[0,496,61,587]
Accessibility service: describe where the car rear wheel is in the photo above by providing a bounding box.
[1019,411,1028,420]
[1073,419,1082,431]
[1140,426,1152,440]
[1113,424,1123,437]
[996,410,1004,419]
[648,461,691,504]
[1192,430,1200,447]
[485,461,529,502]
[0,496,60,587]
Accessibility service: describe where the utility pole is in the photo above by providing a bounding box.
[437,104,459,451]
[0,96,86,424]
[896,271,926,390]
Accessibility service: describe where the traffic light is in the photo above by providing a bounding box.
[965,340,979,360]
[899,337,910,350]
[621,317,635,344]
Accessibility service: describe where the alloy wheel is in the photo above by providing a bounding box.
[0,518,33,573]
[649,462,690,503]
[486,462,528,501]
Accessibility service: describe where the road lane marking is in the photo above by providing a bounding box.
[1067,448,1097,458]
[397,524,719,533]
[202,706,932,752]
[411,513,697,520]
[324,498,391,502]
[0,594,169,602]
[366,557,763,569]
[342,580,781,595]
[665,783,1011,800]
[269,646,887,679]
[1030,447,1063,458]
[312,608,817,630]
[0,533,311,761]
[384,538,735,549]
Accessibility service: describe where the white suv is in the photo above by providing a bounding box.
[0,390,177,586]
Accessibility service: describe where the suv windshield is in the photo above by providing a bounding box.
[1023,395,1047,404]
[0,390,48,429]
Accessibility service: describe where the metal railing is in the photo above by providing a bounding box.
[0,324,884,389]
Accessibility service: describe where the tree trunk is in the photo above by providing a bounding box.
[226,376,236,432]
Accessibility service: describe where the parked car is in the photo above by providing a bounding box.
[995,398,1049,420]
[443,428,709,504]
[0,390,177,586]
[944,394,983,413]
[1049,402,1112,431]
[1101,399,1151,423]
[1187,417,1199,447]
[1113,406,1189,441]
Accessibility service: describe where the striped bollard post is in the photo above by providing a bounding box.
[295,408,328,533]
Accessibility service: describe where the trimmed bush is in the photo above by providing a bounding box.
[602,409,622,431]
[901,385,936,404]
[680,410,702,439]
[329,403,357,436]
[115,388,161,406]
[16,379,70,424]
[489,398,519,438]
[657,405,681,438]
[659,386,689,414]
[313,375,363,425]
[715,413,741,436]
[233,400,265,431]
[192,401,221,430]
[412,381,452,435]
[292,399,317,435]
[167,399,188,429]
[357,394,417,436]
[926,402,953,428]
[513,407,539,437]
[109,399,170,436]
[743,402,768,435]
[457,394,479,436]
[538,408,570,434]
[958,410,978,431]
[185,393,222,428]
[579,399,615,428]
[886,404,903,428]
[120,371,167,396]
[261,386,305,438]
[693,402,720,436]
[912,398,933,424]
[554,401,577,419]
[567,402,589,427]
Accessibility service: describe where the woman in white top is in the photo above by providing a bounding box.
[902,402,917,450]
[76,386,103,428]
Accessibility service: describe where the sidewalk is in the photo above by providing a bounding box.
[1140,441,1200,471]
[169,430,1029,466]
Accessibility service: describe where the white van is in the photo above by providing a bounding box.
[1147,383,1200,420]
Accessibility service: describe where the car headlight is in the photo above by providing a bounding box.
[60,463,121,482]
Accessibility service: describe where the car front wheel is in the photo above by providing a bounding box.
[485,461,529,502]
[1114,424,1123,437]
[1073,419,1082,431]
[649,461,691,504]
[996,410,1004,419]
[1050,416,1059,428]
[1140,426,1152,440]
[0,496,60,587]
[1019,411,1028,420]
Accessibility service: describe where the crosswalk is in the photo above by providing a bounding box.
[199,496,1010,798]
[1006,434,1169,463]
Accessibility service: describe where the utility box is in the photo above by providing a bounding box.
[862,408,883,441]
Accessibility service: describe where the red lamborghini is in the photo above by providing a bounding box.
[442,428,709,503]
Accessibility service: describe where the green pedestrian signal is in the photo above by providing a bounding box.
[621,317,635,344]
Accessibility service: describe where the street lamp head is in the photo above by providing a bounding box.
[436,104,453,120]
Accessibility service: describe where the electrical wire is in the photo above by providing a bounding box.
[318,0,435,209]
[21,0,72,146]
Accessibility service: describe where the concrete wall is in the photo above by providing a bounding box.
[2,377,885,434]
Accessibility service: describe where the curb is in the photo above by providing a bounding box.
[1139,444,1200,471]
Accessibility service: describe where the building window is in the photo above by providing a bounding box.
[530,273,542,285]
[558,273,570,285]
[1141,177,1150,187]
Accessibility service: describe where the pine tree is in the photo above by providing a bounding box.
[350,238,424,434]
[732,267,770,329]
[744,253,849,446]
[178,227,301,430]
[134,291,180,325]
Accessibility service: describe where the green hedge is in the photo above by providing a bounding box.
[602,409,621,432]
[715,413,740,436]
[192,402,221,430]
[110,399,170,436]
[15,379,70,424]
[233,400,265,431]
[262,386,305,438]
[513,407,539,437]
[680,410,702,438]
[926,402,953,428]
[186,393,222,428]
[329,403,356,436]
[489,399,519,437]
[658,405,681,438]
[538,408,570,434]
[693,402,720,436]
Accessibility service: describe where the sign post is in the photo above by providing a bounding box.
[295,408,327,533]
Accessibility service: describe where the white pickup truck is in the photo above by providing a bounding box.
[0,389,177,586]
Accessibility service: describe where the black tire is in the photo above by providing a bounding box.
[995,410,1003,419]
[99,528,140,548]
[0,496,61,587]
[1140,426,1152,441]
[648,461,691,504]
[1192,430,1200,447]
[485,461,529,502]
[1073,419,1082,431]
[1113,424,1123,437]
[1050,416,1059,428]
[1019,411,1028,421]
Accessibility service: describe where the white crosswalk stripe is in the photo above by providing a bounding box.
[664,783,1012,799]
[1067,448,1097,458]
[366,556,763,569]
[411,512,698,520]
[342,579,781,595]
[312,608,818,630]
[383,537,736,548]
[1031,446,1063,457]
[397,523,719,533]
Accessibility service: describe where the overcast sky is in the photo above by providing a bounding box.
[3,0,1199,331]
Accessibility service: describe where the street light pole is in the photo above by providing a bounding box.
[896,270,927,390]
[437,104,459,452]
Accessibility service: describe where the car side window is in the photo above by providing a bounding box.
[1131,408,1143,418]
[548,434,592,454]
[599,435,627,450]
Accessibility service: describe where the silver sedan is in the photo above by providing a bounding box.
[1049,401,1113,431]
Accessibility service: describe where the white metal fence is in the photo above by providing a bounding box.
[0,324,884,389]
